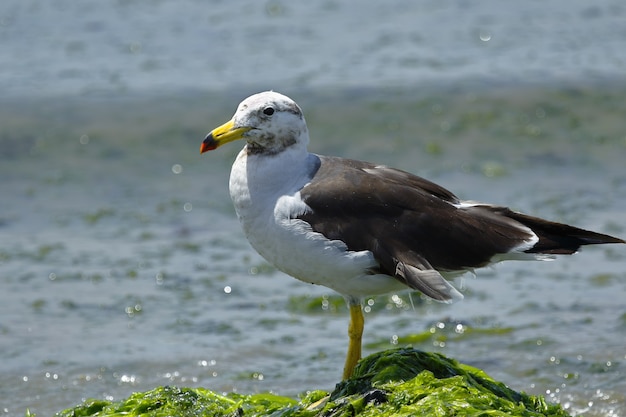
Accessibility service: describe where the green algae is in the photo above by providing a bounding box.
[328,349,567,417]
[55,349,569,417]
[82,208,116,225]
[54,387,298,417]
[366,321,514,350]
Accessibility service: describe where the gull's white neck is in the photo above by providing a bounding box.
[228,143,315,233]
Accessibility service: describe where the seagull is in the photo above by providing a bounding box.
[200,91,624,379]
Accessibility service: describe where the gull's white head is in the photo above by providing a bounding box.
[201,91,309,155]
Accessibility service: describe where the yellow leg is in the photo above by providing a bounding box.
[343,302,364,379]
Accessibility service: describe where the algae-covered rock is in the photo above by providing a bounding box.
[326,348,569,417]
[54,386,303,417]
[55,348,570,417]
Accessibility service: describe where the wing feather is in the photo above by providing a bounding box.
[297,156,532,298]
[296,155,623,300]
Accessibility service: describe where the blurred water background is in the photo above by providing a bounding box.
[1,1,626,416]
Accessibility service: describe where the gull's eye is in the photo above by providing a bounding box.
[263,107,275,116]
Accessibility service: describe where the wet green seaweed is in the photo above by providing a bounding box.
[54,349,569,417]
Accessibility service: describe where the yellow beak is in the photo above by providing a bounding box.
[200,119,253,153]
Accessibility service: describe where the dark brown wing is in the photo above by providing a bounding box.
[296,156,531,300]
[297,156,624,301]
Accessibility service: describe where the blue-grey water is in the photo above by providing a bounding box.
[2,0,626,97]
[1,1,626,416]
